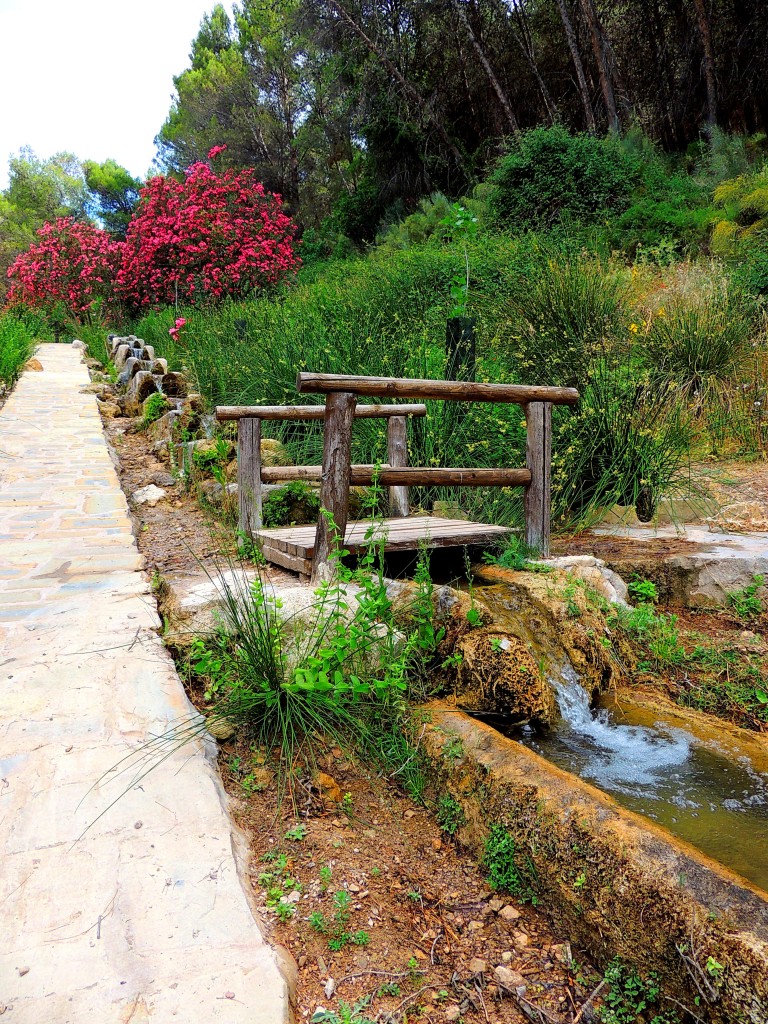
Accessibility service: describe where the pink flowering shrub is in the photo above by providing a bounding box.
[116,162,300,310]
[6,218,121,319]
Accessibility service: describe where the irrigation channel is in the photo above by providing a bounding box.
[496,665,768,892]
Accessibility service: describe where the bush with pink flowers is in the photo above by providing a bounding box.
[6,217,121,320]
[115,158,300,310]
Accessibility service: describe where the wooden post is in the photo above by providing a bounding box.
[238,417,262,535]
[312,391,356,582]
[386,415,410,517]
[524,401,552,555]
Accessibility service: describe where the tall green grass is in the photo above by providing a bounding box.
[0,310,45,389]
[122,240,749,529]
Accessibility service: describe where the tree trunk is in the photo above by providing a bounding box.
[452,0,520,137]
[556,0,596,132]
[511,6,558,123]
[326,0,469,171]
[579,0,620,133]
[692,0,718,129]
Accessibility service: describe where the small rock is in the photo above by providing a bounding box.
[130,484,167,507]
[432,838,442,851]
[298,955,307,968]
[468,958,487,975]
[207,717,236,741]
[71,339,86,351]
[24,358,43,372]
[513,930,529,948]
[501,951,513,963]
[444,1007,461,1022]
[224,991,235,1000]
[324,978,336,999]
[17,967,30,977]
[99,402,121,419]
[488,897,504,913]
[494,965,525,991]
[499,905,520,922]
[317,955,328,976]
[316,772,342,804]
[467,920,484,932]
[151,471,177,488]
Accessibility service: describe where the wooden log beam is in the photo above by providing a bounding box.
[297,373,579,407]
[216,403,428,421]
[387,415,410,517]
[262,465,531,487]
[312,391,356,583]
[238,417,262,534]
[524,401,552,555]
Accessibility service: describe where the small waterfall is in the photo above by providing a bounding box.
[514,664,768,888]
[548,665,691,794]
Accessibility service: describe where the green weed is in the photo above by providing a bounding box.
[483,824,538,904]
[726,574,764,619]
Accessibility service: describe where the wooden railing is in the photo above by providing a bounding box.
[295,373,578,579]
[215,403,427,534]
[217,374,578,581]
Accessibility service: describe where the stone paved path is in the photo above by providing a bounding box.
[0,346,291,1022]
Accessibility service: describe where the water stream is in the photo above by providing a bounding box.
[500,665,768,891]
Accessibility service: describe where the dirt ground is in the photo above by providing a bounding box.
[103,408,603,1024]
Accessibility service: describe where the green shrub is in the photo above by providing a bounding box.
[640,287,756,403]
[141,391,168,427]
[262,481,321,527]
[496,248,628,389]
[483,824,537,902]
[0,309,43,387]
[488,126,638,230]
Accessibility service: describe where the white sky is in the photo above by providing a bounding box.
[0,0,235,189]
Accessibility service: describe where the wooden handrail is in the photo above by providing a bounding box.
[296,372,579,407]
[261,466,531,486]
[216,402,427,421]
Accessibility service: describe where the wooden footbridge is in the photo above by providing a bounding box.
[216,373,579,580]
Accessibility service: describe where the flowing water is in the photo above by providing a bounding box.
[501,665,768,892]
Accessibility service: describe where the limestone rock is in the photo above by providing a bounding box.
[24,357,43,372]
[455,628,556,727]
[130,484,167,507]
[493,965,525,991]
[161,371,187,398]
[99,401,122,419]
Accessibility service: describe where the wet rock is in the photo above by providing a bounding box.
[122,370,159,416]
[112,344,133,370]
[149,358,168,376]
[455,628,555,727]
[161,372,187,398]
[130,484,167,507]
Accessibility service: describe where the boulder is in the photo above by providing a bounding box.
[454,628,556,727]
[149,358,168,376]
[71,339,86,351]
[121,370,159,417]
